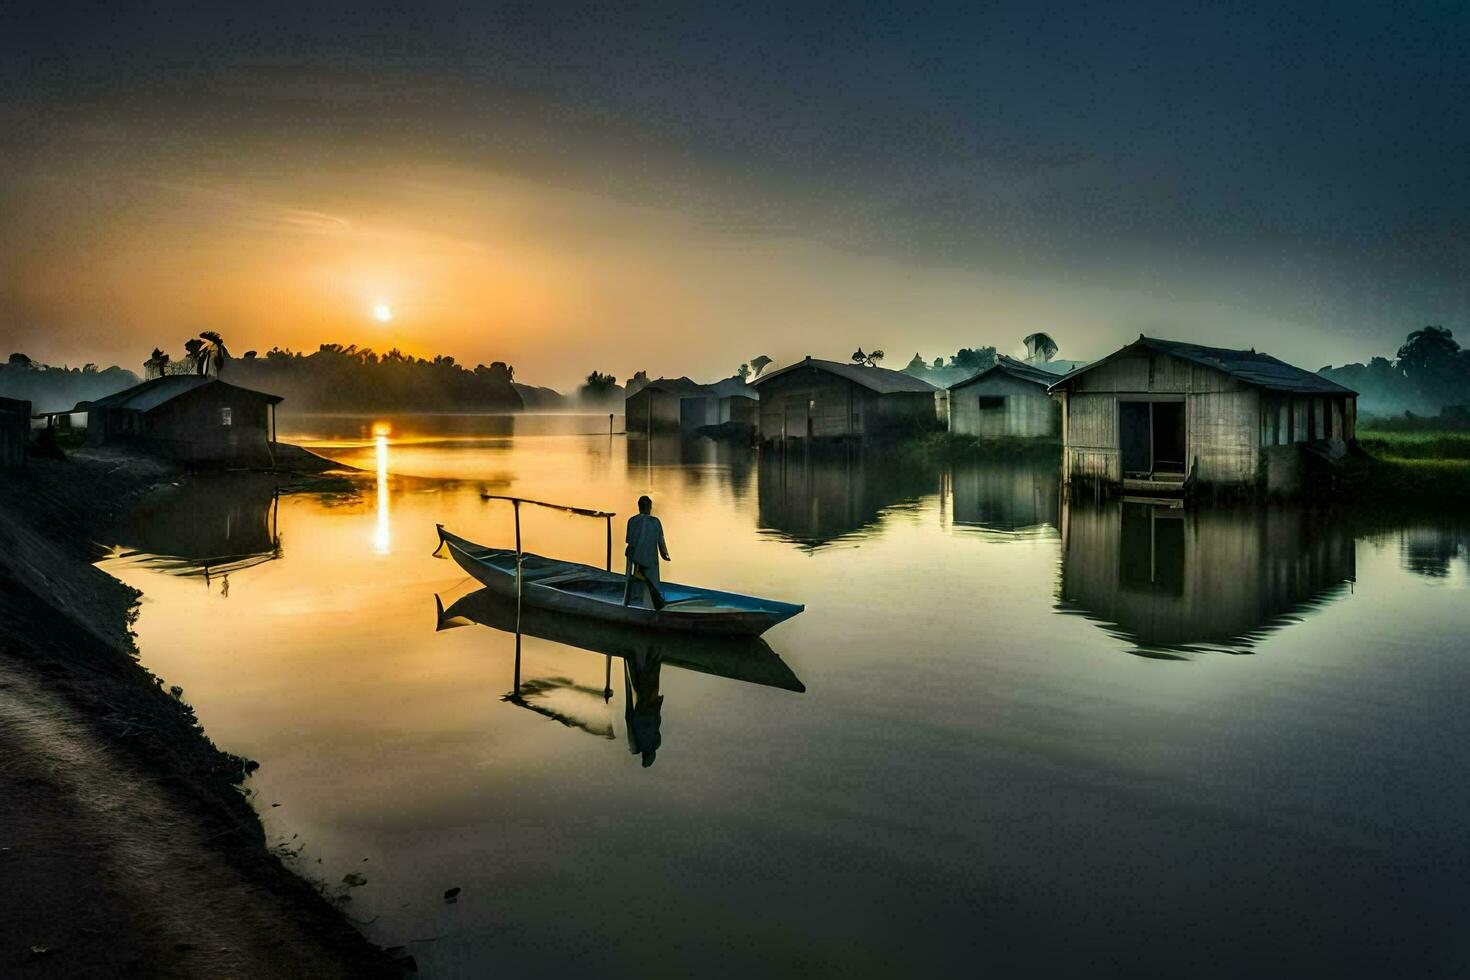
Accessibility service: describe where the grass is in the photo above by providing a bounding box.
[1344,428,1470,508]
[1357,428,1470,461]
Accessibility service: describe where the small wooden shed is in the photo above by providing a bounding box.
[624,377,718,435]
[947,355,1060,439]
[0,396,30,467]
[64,375,283,465]
[751,357,940,444]
[1048,336,1357,495]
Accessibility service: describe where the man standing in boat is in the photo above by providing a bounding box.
[623,495,671,609]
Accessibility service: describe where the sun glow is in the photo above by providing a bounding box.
[372,303,393,322]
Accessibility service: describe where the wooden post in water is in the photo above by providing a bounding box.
[605,514,612,571]
[512,499,522,556]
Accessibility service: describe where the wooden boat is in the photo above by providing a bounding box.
[436,526,804,636]
[437,587,806,693]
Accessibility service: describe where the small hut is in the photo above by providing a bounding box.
[58,375,283,465]
[0,396,30,467]
[751,356,940,444]
[1048,336,1357,495]
[712,377,758,427]
[947,355,1060,439]
[624,378,718,435]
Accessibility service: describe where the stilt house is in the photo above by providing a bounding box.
[624,378,719,435]
[62,375,283,465]
[1047,336,1357,495]
[947,355,1060,439]
[751,357,940,444]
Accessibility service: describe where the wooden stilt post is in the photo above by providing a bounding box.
[605,514,612,571]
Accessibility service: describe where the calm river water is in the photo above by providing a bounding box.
[103,414,1470,977]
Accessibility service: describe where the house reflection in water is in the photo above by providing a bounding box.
[1398,526,1470,579]
[109,472,282,579]
[756,447,941,550]
[1057,498,1355,657]
[947,459,1061,535]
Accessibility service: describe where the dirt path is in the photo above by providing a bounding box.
[0,664,380,977]
[0,450,398,976]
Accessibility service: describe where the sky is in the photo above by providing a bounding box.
[2,1,1468,390]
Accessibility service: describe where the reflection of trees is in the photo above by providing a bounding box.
[1399,527,1470,578]
[110,473,282,577]
[757,446,941,550]
[948,459,1061,534]
[1057,500,1356,657]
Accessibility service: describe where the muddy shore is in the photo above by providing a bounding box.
[0,447,402,977]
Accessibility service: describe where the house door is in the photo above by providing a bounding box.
[1120,402,1151,476]
[1151,401,1186,473]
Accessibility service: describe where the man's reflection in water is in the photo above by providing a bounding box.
[623,647,664,768]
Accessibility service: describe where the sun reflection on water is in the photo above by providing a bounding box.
[374,433,391,554]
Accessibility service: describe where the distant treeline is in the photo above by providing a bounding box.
[1320,326,1470,418]
[218,345,524,413]
[0,354,140,413]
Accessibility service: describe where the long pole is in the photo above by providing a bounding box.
[605,514,612,571]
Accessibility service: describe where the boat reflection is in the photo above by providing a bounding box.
[1057,498,1356,657]
[947,458,1061,535]
[436,588,805,765]
[109,472,282,581]
[757,446,942,550]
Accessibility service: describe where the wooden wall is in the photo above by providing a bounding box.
[949,375,1058,438]
[1059,352,1260,486]
[625,388,682,432]
[757,368,938,442]
[0,396,29,468]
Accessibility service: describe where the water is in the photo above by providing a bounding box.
[102,414,1470,977]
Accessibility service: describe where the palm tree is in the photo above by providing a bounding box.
[144,347,171,379]
[196,331,230,376]
[1023,332,1058,363]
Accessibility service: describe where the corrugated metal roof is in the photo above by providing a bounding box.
[77,376,283,413]
[1048,336,1356,396]
[751,357,938,394]
[948,355,1058,391]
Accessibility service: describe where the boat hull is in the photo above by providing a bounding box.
[437,527,803,637]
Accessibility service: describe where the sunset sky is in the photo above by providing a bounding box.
[3,2,1467,390]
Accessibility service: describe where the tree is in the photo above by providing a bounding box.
[851,348,885,368]
[1397,326,1469,407]
[737,362,751,380]
[183,338,205,374]
[197,331,230,376]
[1023,332,1058,363]
[950,347,996,372]
[904,353,928,375]
[7,352,32,369]
[750,355,773,378]
[933,357,944,370]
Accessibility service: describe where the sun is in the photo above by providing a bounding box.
[372,303,393,322]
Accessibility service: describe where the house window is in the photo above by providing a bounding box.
[221,407,233,427]
[978,396,1005,411]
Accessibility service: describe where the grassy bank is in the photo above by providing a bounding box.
[913,432,1063,461]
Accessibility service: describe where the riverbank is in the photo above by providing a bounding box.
[0,448,400,976]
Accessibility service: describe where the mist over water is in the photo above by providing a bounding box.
[101,414,1470,977]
